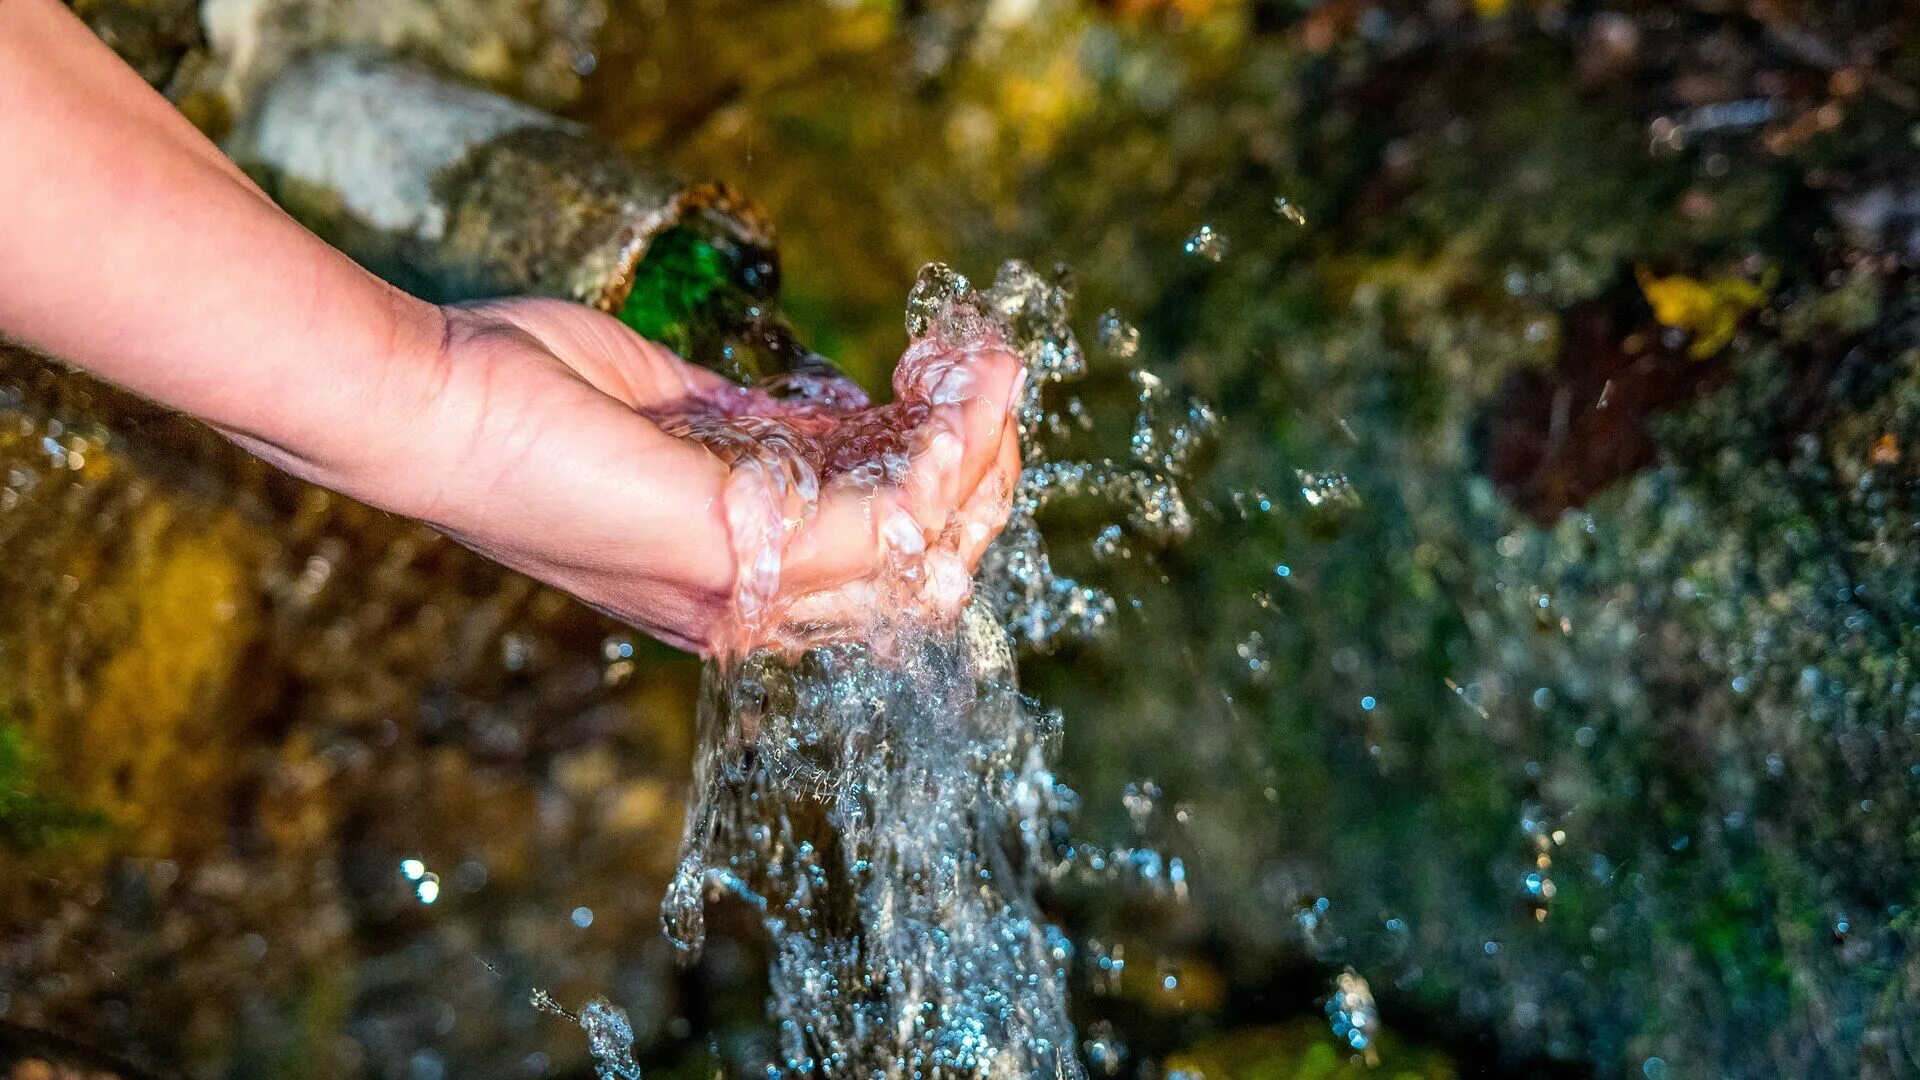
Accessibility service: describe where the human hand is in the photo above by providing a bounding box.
[401,299,1025,657]
[0,0,1027,659]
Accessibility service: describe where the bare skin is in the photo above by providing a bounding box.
[0,0,1023,655]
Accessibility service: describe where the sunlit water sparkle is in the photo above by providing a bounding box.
[575,261,1208,1077]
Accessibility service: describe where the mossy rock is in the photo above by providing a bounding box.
[10,496,266,862]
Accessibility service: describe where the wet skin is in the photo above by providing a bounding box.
[0,0,1023,656]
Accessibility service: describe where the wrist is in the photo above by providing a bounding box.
[219,292,456,518]
[333,298,463,520]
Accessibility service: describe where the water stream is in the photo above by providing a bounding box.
[560,262,1207,1077]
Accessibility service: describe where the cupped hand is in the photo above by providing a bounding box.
[399,298,1024,657]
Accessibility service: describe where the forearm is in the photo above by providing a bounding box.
[0,0,447,503]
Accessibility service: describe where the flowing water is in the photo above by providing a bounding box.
[545,262,1208,1077]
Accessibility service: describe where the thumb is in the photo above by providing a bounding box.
[459,297,740,410]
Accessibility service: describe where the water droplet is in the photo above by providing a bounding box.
[1297,470,1359,509]
[631,259,1210,1075]
[661,854,708,960]
[1095,309,1141,360]
[1237,633,1273,678]
[1183,224,1229,262]
[579,1000,642,1080]
[1086,939,1126,994]
[1326,968,1379,1063]
[1083,1021,1127,1076]
[1122,780,1161,830]
[904,262,973,338]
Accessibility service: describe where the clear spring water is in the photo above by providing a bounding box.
[565,261,1208,1077]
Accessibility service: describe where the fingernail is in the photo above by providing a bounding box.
[928,431,964,471]
[926,554,971,608]
[882,510,926,555]
[929,363,974,405]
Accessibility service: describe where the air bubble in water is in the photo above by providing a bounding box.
[1231,489,1275,519]
[1522,803,1561,922]
[1157,959,1181,992]
[1183,224,1229,262]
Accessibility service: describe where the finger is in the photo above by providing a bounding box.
[473,297,741,408]
[776,484,892,597]
[778,351,1024,603]
[907,548,975,619]
[902,348,1026,534]
[780,578,881,639]
[952,428,1022,571]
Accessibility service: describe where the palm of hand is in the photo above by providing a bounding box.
[417,298,1024,656]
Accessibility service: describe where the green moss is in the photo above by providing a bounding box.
[1166,1020,1456,1080]
[0,716,105,851]
[616,223,734,354]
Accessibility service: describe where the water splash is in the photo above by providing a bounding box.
[973,262,1210,651]
[662,605,1079,1076]
[1520,803,1562,923]
[1182,225,1229,262]
[640,261,1209,1076]
[532,990,642,1079]
[1326,967,1380,1066]
[1295,469,1358,510]
[1094,310,1141,361]
[643,264,1029,658]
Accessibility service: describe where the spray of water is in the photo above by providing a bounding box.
[533,989,643,1080]
[583,262,1207,1077]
